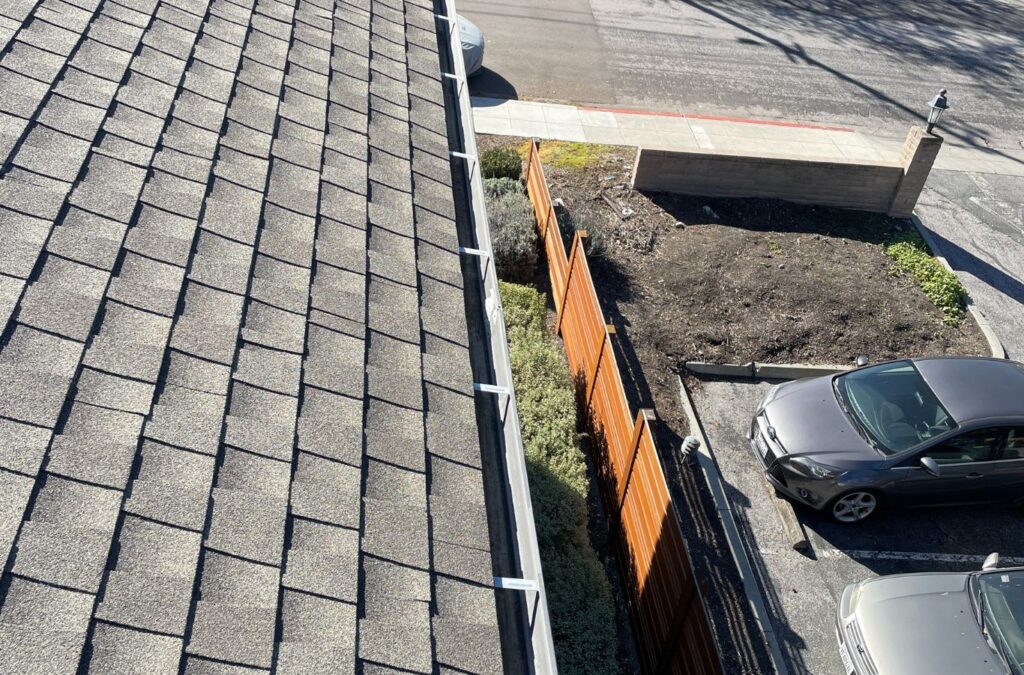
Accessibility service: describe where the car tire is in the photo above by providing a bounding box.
[827,490,881,524]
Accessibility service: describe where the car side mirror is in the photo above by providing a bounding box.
[855,354,869,368]
[983,552,1000,570]
[920,456,941,477]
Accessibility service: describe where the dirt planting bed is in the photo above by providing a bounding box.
[504,139,986,362]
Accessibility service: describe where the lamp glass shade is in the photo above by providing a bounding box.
[927,106,944,125]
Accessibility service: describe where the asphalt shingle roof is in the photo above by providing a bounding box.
[0,0,505,670]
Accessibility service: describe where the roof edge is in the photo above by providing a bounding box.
[435,2,558,673]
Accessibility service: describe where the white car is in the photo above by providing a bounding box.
[458,15,484,76]
[836,553,1024,674]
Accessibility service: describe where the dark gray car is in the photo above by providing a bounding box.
[749,357,1024,522]
[836,554,1024,675]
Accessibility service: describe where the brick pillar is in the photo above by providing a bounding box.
[888,126,943,218]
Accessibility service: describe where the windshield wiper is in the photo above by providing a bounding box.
[978,584,988,637]
[833,379,882,451]
[974,577,1024,675]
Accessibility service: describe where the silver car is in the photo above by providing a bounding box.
[836,553,1024,675]
[749,357,1024,523]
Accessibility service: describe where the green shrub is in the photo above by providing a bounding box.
[483,176,523,200]
[885,231,968,325]
[558,207,609,259]
[499,280,547,336]
[487,190,537,283]
[480,146,523,180]
[500,281,618,675]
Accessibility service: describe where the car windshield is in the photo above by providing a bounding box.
[975,570,1024,675]
[836,361,956,455]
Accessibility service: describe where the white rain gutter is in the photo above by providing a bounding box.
[435,4,558,674]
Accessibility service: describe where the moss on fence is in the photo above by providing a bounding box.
[499,281,618,674]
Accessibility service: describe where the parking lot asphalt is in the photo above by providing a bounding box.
[691,377,1024,675]
[917,170,1024,361]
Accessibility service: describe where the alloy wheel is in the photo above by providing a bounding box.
[831,491,877,523]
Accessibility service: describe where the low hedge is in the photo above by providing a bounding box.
[885,231,967,325]
[484,178,538,284]
[483,176,523,200]
[481,146,523,180]
[500,281,618,675]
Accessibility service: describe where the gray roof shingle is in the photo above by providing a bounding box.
[0,0,506,671]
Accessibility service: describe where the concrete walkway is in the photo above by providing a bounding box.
[472,97,1024,177]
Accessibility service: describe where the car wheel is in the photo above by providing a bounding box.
[829,490,879,523]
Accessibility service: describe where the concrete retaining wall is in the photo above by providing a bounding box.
[633,149,904,212]
[632,127,942,216]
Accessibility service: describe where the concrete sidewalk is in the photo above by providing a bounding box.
[472,97,1024,177]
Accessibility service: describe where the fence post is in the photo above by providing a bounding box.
[585,323,613,410]
[617,408,655,511]
[528,140,551,241]
[555,230,586,335]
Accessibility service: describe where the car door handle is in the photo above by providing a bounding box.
[966,472,985,479]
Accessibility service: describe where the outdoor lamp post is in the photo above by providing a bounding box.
[926,89,949,134]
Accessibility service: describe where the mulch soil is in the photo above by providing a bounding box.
[479,134,989,674]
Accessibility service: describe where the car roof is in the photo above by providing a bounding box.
[914,357,1024,423]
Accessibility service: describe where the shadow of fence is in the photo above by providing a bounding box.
[526,140,723,674]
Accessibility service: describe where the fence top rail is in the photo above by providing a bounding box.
[524,139,723,674]
[527,140,683,504]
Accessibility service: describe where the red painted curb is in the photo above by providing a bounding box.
[579,105,855,133]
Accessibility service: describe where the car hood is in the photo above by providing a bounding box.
[762,376,881,466]
[849,573,1004,675]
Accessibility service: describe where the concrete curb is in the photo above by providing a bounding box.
[685,361,851,379]
[684,361,756,377]
[676,375,791,675]
[754,363,850,379]
[909,215,1007,359]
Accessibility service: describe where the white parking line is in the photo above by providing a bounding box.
[814,548,1024,566]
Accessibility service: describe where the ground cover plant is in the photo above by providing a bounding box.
[885,230,968,325]
[477,136,783,673]
[518,140,615,171]
[500,282,618,675]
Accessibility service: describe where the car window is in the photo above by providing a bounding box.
[923,428,1003,464]
[976,571,1024,675]
[837,360,956,455]
[1003,428,1024,460]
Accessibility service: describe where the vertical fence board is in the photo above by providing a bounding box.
[522,141,722,675]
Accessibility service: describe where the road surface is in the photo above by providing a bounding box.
[462,0,1024,148]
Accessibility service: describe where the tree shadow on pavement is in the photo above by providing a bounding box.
[674,0,1024,163]
[922,225,1024,308]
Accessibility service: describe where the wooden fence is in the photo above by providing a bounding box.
[524,141,722,675]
